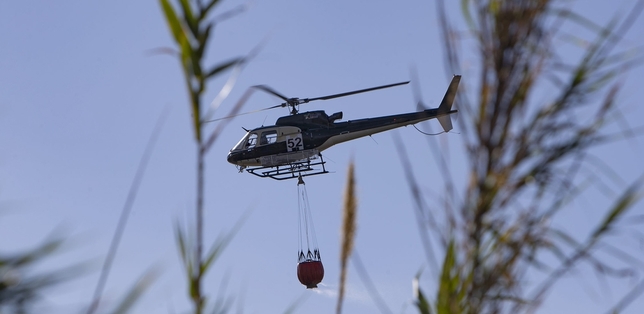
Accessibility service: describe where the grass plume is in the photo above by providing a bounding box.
[337,162,357,314]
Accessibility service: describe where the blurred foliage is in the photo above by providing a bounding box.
[0,229,152,314]
[401,0,644,313]
[0,237,79,313]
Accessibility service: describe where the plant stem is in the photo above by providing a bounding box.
[195,144,205,313]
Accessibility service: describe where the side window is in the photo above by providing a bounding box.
[259,130,278,145]
[246,133,258,149]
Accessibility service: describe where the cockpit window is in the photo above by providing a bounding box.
[246,133,258,148]
[259,130,277,145]
[231,127,297,152]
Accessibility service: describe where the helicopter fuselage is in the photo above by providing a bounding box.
[226,107,456,168]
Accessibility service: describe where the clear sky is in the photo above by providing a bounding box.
[1,1,643,313]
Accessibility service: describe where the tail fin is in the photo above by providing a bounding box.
[437,75,461,132]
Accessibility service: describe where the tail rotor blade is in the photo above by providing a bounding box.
[409,66,426,111]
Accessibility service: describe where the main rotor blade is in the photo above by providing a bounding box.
[304,81,410,102]
[409,67,427,111]
[206,103,283,123]
[206,80,410,123]
[253,85,290,102]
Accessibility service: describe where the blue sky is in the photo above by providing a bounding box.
[1,1,644,313]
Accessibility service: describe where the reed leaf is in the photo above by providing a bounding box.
[108,270,158,314]
[175,222,194,281]
[159,0,187,49]
[436,240,460,314]
[413,273,432,314]
[590,180,642,240]
[201,212,248,275]
[178,0,197,35]
[206,57,244,79]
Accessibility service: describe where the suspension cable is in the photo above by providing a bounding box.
[296,174,320,262]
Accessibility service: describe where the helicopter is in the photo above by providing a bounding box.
[224,75,461,180]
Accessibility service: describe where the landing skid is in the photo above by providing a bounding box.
[246,155,329,180]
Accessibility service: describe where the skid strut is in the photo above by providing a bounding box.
[246,154,329,180]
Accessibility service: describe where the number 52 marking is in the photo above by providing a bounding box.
[286,135,304,152]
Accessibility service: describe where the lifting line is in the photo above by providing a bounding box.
[297,174,321,262]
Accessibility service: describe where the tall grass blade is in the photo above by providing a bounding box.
[201,210,249,275]
[606,277,644,314]
[352,250,392,314]
[175,221,194,282]
[413,272,432,314]
[199,0,222,21]
[205,58,244,79]
[87,108,169,314]
[108,270,158,314]
[591,180,643,240]
[282,294,309,314]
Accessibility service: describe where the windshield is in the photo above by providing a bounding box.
[231,132,252,151]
